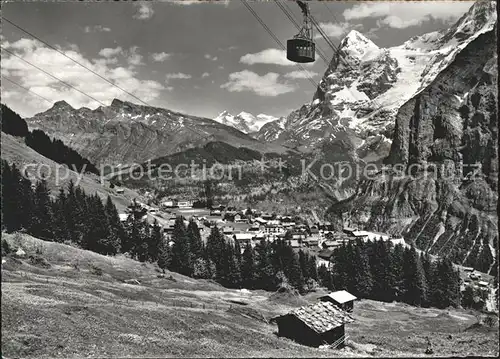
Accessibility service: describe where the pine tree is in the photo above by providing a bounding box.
[32,178,54,239]
[369,240,393,302]
[318,264,334,290]
[193,257,211,279]
[402,246,427,306]
[52,188,70,243]
[148,220,163,262]
[157,238,171,273]
[170,217,192,276]
[288,249,305,293]
[221,242,241,288]
[104,195,122,255]
[254,240,276,291]
[298,250,309,280]
[353,241,373,298]
[390,243,405,301]
[241,242,256,289]
[307,255,318,281]
[206,226,226,276]
[1,162,24,232]
[187,219,203,261]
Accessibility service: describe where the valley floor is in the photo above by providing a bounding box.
[1,233,498,358]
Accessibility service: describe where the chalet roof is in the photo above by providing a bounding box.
[322,290,357,304]
[234,233,254,240]
[318,249,334,260]
[271,301,353,334]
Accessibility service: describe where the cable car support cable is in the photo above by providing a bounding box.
[241,0,319,89]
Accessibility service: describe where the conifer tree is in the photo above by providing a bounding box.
[307,255,318,282]
[104,195,123,255]
[157,238,171,273]
[1,163,24,232]
[187,219,203,260]
[170,217,192,276]
[254,240,276,291]
[52,188,70,243]
[32,178,54,239]
[206,226,226,275]
[369,240,393,302]
[241,242,256,289]
[318,264,334,290]
[402,246,427,306]
[353,241,373,298]
[288,249,305,293]
[390,243,405,301]
[148,220,163,262]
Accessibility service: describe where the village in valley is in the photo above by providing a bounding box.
[1,0,498,357]
[121,196,497,312]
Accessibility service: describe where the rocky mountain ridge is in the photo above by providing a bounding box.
[255,1,497,164]
[26,99,290,166]
[327,17,498,274]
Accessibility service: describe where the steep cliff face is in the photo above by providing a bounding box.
[256,1,497,164]
[26,99,289,165]
[327,24,498,274]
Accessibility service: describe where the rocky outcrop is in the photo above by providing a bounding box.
[327,22,498,274]
[255,1,497,164]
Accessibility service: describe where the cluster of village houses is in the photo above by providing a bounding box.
[119,199,405,264]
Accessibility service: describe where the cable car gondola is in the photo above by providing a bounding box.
[287,1,315,63]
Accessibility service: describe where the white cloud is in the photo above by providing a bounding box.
[151,52,171,62]
[240,48,305,67]
[84,25,111,33]
[1,38,165,117]
[98,46,123,58]
[133,2,154,20]
[221,70,296,97]
[284,70,319,79]
[165,72,192,81]
[127,46,144,66]
[201,72,210,78]
[204,54,218,61]
[314,22,354,39]
[343,2,473,29]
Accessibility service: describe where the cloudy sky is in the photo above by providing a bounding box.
[1,0,474,119]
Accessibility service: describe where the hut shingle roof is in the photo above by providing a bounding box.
[272,301,354,334]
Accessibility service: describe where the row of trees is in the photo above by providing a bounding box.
[321,239,462,309]
[159,220,319,293]
[1,159,317,293]
[1,160,467,309]
[1,104,99,175]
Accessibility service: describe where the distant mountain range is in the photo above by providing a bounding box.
[212,111,281,134]
[26,99,290,165]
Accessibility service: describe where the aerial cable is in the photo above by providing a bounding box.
[2,18,217,141]
[274,0,330,65]
[1,47,107,107]
[1,75,55,104]
[241,0,319,90]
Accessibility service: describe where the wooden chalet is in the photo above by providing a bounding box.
[270,301,353,348]
[319,290,357,312]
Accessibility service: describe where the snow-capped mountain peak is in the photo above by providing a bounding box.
[339,30,380,60]
[213,111,279,134]
[254,0,497,162]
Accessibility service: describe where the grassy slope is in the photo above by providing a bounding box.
[1,233,498,358]
[1,133,141,212]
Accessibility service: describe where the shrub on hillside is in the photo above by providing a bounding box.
[1,238,12,255]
